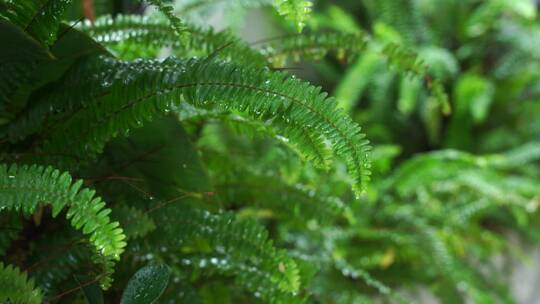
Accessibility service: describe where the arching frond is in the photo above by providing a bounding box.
[78,14,266,64]
[25,56,370,194]
[154,206,302,303]
[78,15,367,69]
[0,164,126,259]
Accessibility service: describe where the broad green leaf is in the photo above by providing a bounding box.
[105,116,213,198]
[121,264,171,304]
[11,24,110,107]
[0,19,52,116]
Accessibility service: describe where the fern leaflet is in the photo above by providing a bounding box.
[0,262,43,304]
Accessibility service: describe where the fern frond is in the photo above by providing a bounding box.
[91,251,117,289]
[79,15,367,69]
[369,0,427,45]
[142,0,188,39]
[491,141,540,169]
[155,207,301,303]
[382,42,428,81]
[0,0,72,45]
[177,253,303,303]
[78,15,266,64]
[112,205,156,239]
[273,0,313,32]
[0,262,43,304]
[260,31,369,67]
[382,42,451,114]
[215,170,346,225]
[385,149,540,221]
[334,260,410,303]
[270,115,333,167]
[0,164,126,259]
[414,224,501,303]
[35,56,370,194]
[182,109,330,165]
[26,234,109,293]
[385,150,487,196]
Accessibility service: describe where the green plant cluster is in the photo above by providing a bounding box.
[1,0,540,303]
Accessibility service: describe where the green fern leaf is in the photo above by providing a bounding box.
[0,164,126,259]
[28,235,91,293]
[273,0,313,32]
[0,262,43,304]
[34,56,370,194]
[112,205,156,239]
[154,206,302,303]
[78,14,267,64]
[260,31,369,67]
[370,0,427,44]
[176,253,303,303]
[141,0,188,40]
[213,165,346,224]
[382,42,451,115]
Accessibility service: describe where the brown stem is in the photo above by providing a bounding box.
[82,0,95,23]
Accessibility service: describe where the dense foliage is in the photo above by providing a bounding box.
[1,0,540,303]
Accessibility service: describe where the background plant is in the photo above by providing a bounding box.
[1,0,540,303]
